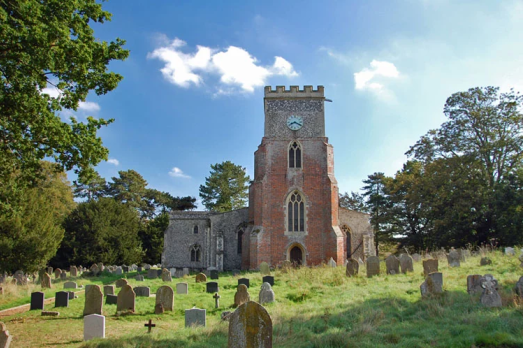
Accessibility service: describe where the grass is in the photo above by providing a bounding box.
[1,250,523,347]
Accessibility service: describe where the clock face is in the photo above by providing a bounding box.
[287,115,303,130]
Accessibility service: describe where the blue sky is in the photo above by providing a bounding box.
[56,1,523,208]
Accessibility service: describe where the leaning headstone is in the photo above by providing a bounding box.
[30,292,45,310]
[176,282,189,295]
[115,279,128,288]
[238,278,250,288]
[366,256,380,277]
[262,276,274,286]
[420,272,443,297]
[258,282,275,305]
[103,285,114,296]
[84,314,105,341]
[234,284,250,307]
[54,268,62,279]
[185,307,206,327]
[480,257,492,266]
[505,247,515,256]
[70,266,78,277]
[423,259,439,276]
[328,257,337,268]
[210,270,219,280]
[64,281,77,289]
[83,285,103,316]
[135,275,144,281]
[195,273,207,283]
[467,275,483,294]
[116,284,135,312]
[156,286,174,312]
[0,322,13,348]
[514,276,523,297]
[206,282,219,293]
[447,249,460,267]
[385,255,400,275]
[412,253,422,262]
[399,254,413,274]
[161,268,172,282]
[480,274,502,308]
[134,286,150,297]
[228,301,272,348]
[259,262,270,275]
[147,269,157,279]
[105,295,117,305]
[41,273,52,289]
[55,291,69,308]
[346,258,359,277]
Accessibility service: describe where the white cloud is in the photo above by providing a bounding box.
[148,37,298,93]
[41,86,61,98]
[354,60,400,101]
[78,101,101,112]
[169,167,191,179]
[107,158,119,166]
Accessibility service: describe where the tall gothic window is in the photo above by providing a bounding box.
[237,230,243,254]
[289,142,302,168]
[190,245,201,262]
[193,225,199,234]
[287,191,305,232]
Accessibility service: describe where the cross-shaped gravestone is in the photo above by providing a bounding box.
[213,292,221,308]
[144,319,156,333]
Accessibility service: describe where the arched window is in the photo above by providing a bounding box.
[237,230,243,254]
[287,191,305,232]
[190,245,201,262]
[289,142,302,168]
[193,225,198,234]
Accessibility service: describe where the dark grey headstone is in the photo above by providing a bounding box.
[206,282,219,293]
[30,292,45,310]
[262,276,274,286]
[68,291,75,300]
[157,269,163,277]
[105,294,118,305]
[133,286,150,297]
[210,270,219,280]
[238,278,250,288]
[137,266,143,272]
[122,266,129,273]
[55,291,69,308]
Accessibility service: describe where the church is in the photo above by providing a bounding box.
[162,86,375,271]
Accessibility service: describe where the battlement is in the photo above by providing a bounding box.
[264,85,324,98]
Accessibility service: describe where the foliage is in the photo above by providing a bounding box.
[0,0,129,214]
[361,172,391,252]
[199,161,250,212]
[139,212,169,265]
[0,162,75,273]
[73,170,107,202]
[53,197,143,267]
[339,191,368,212]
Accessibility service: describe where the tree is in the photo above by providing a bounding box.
[139,212,169,265]
[0,161,75,273]
[106,169,149,215]
[53,197,143,268]
[73,170,107,201]
[361,172,390,253]
[339,191,368,212]
[199,161,250,212]
[0,0,129,214]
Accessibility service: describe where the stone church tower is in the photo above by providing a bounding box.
[243,86,345,268]
[162,86,374,272]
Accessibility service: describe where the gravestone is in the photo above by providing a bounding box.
[55,291,69,308]
[30,292,45,310]
[447,249,460,267]
[41,273,52,289]
[206,282,219,293]
[399,254,413,274]
[147,269,157,279]
[514,276,523,297]
[54,268,62,279]
[346,258,359,277]
[328,257,336,268]
[70,266,78,277]
[480,274,501,308]
[162,268,172,282]
[144,264,151,270]
[156,286,174,311]
[262,276,275,286]
[176,282,189,294]
[137,266,143,272]
[366,256,380,277]
[122,266,129,273]
[47,267,53,275]
[234,284,250,307]
[157,269,163,277]
[0,322,13,348]
[505,247,515,256]
[422,259,439,276]
[84,314,105,341]
[83,285,103,316]
[134,286,150,297]
[185,307,206,327]
[412,253,422,262]
[68,291,75,300]
[238,278,250,288]
[385,255,400,275]
[135,275,144,281]
[116,284,135,312]
[64,281,77,289]
[259,282,275,305]
[195,273,207,283]
[183,268,190,276]
[115,267,123,275]
[97,263,104,273]
[259,262,270,275]
[103,285,114,296]
[210,270,219,280]
[480,257,492,266]
[60,271,67,280]
[228,301,272,348]
[170,268,176,277]
[420,272,443,297]
[105,295,117,305]
[214,292,221,308]
[115,279,128,288]
[459,249,470,261]
[467,275,483,294]
[175,269,184,278]
[90,264,99,276]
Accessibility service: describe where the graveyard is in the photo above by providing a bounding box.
[0,250,521,347]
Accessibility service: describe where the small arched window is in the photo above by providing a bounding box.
[289,142,302,168]
[287,191,305,232]
[193,225,199,234]
[190,245,201,262]
[237,230,243,254]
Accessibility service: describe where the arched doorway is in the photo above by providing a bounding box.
[290,246,303,265]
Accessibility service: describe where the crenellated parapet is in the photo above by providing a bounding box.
[264,85,324,98]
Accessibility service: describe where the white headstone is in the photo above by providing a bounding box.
[84,314,105,341]
[176,282,189,295]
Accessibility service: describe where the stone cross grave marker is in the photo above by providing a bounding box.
[228,301,272,348]
[30,292,45,310]
[144,319,156,333]
[156,286,174,311]
[134,286,150,297]
[422,259,439,276]
[0,322,13,348]
[385,255,400,275]
[262,276,274,286]
[366,256,380,278]
[259,262,270,275]
[399,254,413,274]
[195,273,207,283]
[103,285,114,296]
[84,314,105,341]
[447,249,460,267]
[238,278,250,288]
[83,285,103,316]
[185,307,206,328]
[259,282,275,305]
[234,284,250,307]
[214,293,221,308]
[177,282,189,295]
[467,275,483,294]
[55,291,69,308]
[480,274,502,308]
[346,258,359,277]
[116,284,135,313]
[420,272,443,297]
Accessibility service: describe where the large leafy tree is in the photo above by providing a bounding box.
[339,191,368,212]
[199,161,250,212]
[0,0,129,214]
[361,172,390,253]
[73,170,107,202]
